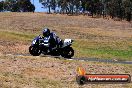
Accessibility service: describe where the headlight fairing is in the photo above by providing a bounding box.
[32,40,36,44]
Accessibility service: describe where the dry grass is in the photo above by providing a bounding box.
[0,54,132,88]
[0,12,131,33]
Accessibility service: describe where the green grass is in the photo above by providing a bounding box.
[79,48,131,60]
[0,30,36,42]
[73,40,132,61]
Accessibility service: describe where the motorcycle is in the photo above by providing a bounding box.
[29,35,74,58]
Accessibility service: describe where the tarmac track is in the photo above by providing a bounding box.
[12,54,132,65]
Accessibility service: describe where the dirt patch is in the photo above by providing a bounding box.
[0,40,29,54]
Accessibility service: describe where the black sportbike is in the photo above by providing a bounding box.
[29,35,74,58]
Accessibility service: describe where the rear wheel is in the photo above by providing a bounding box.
[61,47,74,58]
[29,46,41,56]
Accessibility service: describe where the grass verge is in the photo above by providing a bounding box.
[0,30,36,42]
[0,30,132,61]
[73,40,132,60]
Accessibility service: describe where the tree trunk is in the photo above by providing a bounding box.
[48,6,51,13]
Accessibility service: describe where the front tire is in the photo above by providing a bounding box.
[29,45,41,56]
[61,47,74,58]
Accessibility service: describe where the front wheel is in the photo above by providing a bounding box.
[29,45,41,56]
[61,47,74,58]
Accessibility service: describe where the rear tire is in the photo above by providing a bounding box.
[29,46,41,56]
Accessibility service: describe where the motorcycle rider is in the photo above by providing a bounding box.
[42,28,62,51]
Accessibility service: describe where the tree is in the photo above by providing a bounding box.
[1,0,35,12]
[58,0,69,14]
[0,1,4,12]
[123,0,132,21]
[17,0,35,12]
[41,0,57,13]
[40,0,131,21]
